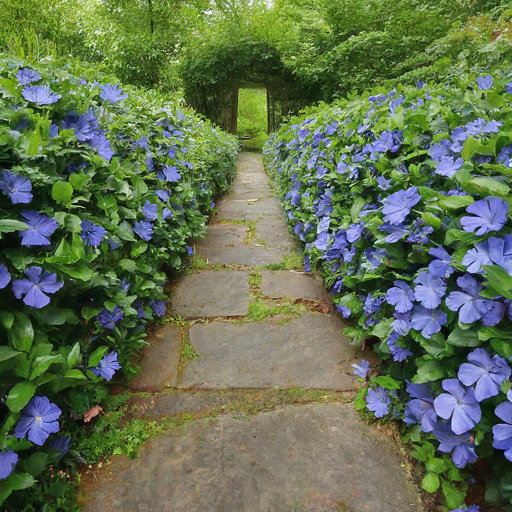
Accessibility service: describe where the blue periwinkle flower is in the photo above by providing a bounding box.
[22,85,61,105]
[351,359,370,378]
[14,395,61,446]
[0,170,33,204]
[0,450,18,479]
[462,239,493,274]
[386,280,414,313]
[346,222,364,243]
[143,200,158,221]
[149,299,166,317]
[493,401,512,461]
[414,272,446,309]
[0,264,11,289]
[404,381,437,432]
[16,68,41,85]
[20,211,59,247]
[187,246,194,255]
[158,165,181,182]
[381,187,421,225]
[134,220,153,241]
[446,274,494,324]
[432,421,478,468]
[89,351,121,381]
[410,305,447,338]
[89,134,114,161]
[498,145,512,168]
[154,189,170,202]
[99,83,128,104]
[50,436,72,460]
[435,156,464,178]
[162,207,173,220]
[376,176,391,190]
[366,387,390,418]
[12,267,64,308]
[428,247,454,278]
[476,75,493,91]
[337,304,351,317]
[80,219,107,247]
[460,196,508,236]
[450,506,480,512]
[97,306,123,329]
[458,348,510,402]
[433,379,481,434]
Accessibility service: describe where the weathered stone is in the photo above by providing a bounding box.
[83,403,424,512]
[180,313,363,390]
[129,325,181,392]
[196,245,284,266]
[255,216,296,251]
[171,271,250,317]
[215,197,281,221]
[194,224,247,247]
[262,270,332,303]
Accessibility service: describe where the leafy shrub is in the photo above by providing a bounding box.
[265,65,512,510]
[0,55,238,509]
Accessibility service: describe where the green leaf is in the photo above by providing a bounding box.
[6,381,37,413]
[0,219,28,233]
[426,457,449,474]
[447,326,480,347]
[482,265,512,300]
[64,369,86,379]
[68,342,80,369]
[119,259,138,272]
[9,473,36,490]
[0,310,14,329]
[420,211,441,229]
[54,213,82,233]
[0,346,20,363]
[350,196,367,222]
[422,473,440,493]
[51,181,73,205]
[30,355,64,380]
[22,453,49,477]
[118,220,135,241]
[88,346,108,367]
[56,263,93,281]
[461,135,484,161]
[441,480,465,510]
[470,177,509,196]
[81,306,102,320]
[372,375,400,389]
[439,195,474,210]
[412,357,447,383]
[69,173,88,190]
[7,312,34,352]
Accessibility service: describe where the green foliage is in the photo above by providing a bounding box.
[0,56,237,510]
[237,89,267,137]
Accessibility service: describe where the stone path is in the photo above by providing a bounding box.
[83,153,425,512]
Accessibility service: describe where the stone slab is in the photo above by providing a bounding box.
[83,403,424,512]
[195,224,247,247]
[171,271,250,318]
[129,325,181,392]
[262,270,333,303]
[256,216,296,251]
[180,313,363,390]
[215,197,281,221]
[196,246,284,266]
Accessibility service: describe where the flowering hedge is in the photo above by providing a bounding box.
[0,56,238,506]
[264,68,512,510]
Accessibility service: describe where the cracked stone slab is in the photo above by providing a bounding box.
[83,403,424,512]
[129,325,181,393]
[262,270,333,303]
[180,313,363,390]
[171,271,250,317]
[215,197,281,221]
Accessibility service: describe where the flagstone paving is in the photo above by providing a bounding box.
[83,153,426,512]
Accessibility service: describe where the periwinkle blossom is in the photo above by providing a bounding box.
[450,506,480,512]
[337,304,351,317]
[106,238,121,250]
[435,156,464,178]
[142,200,158,221]
[364,247,387,267]
[50,436,72,460]
[162,208,173,220]
[14,395,61,446]
[20,211,59,247]
[432,422,478,468]
[149,299,166,317]
[154,189,170,202]
[12,267,64,308]
[379,223,407,243]
[462,240,493,274]
[476,75,493,91]
[0,170,33,204]
[366,387,391,418]
[16,68,41,85]
[80,219,107,247]
[428,247,455,278]
[414,272,446,309]
[99,83,128,104]
[352,359,370,378]
[493,401,512,461]
[89,351,121,381]
[22,85,61,105]
[97,306,123,330]
[458,348,511,402]
[499,145,512,168]
[134,221,153,241]
[346,222,365,243]
[446,274,494,324]
[404,381,437,432]
[187,246,194,256]
[460,197,509,236]
[434,379,481,434]
[410,305,447,338]
[381,187,421,225]
[386,280,414,313]
[0,264,11,289]
[376,176,391,190]
[89,134,114,161]
[387,332,413,362]
[158,165,181,182]
[0,450,18,479]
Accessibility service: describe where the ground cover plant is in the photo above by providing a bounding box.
[264,65,512,510]
[0,56,238,510]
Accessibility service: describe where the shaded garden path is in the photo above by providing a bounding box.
[83,153,425,512]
